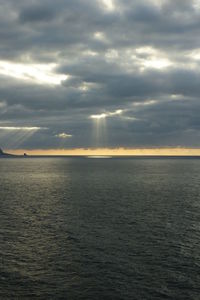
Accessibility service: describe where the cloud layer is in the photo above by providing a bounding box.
[1,0,200,149]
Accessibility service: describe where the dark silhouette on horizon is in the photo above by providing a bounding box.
[0,148,16,157]
[0,148,10,155]
[0,148,28,158]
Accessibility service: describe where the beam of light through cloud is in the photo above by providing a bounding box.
[90,109,123,148]
[90,109,123,119]
[0,61,67,85]
[8,130,37,148]
[55,133,73,139]
[91,112,107,147]
[0,126,45,148]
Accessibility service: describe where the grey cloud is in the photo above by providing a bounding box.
[0,0,200,149]
[19,5,57,23]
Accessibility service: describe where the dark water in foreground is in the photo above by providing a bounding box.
[0,157,200,300]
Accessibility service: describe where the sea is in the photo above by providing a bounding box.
[0,157,200,300]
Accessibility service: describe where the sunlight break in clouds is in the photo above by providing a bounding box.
[90,109,123,119]
[0,126,42,131]
[0,61,67,85]
[90,109,123,148]
[101,0,115,11]
[55,133,73,139]
[188,48,200,60]
[150,0,163,8]
[93,32,107,42]
[193,0,200,10]
[142,58,171,69]
[135,47,172,70]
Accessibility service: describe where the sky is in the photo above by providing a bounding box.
[1,0,200,154]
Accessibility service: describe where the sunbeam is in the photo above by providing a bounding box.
[0,126,42,148]
[90,109,123,147]
[91,116,107,147]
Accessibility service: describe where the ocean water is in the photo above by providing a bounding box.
[0,157,200,300]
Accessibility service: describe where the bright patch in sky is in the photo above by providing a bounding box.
[101,0,115,10]
[133,100,157,107]
[135,46,157,55]
[90,109,123,119]
[105,49,119,60]
[78,82,93,92]
[0,126,42,131]
[91,113,107,120]
[135,47,172,70]
[94,32,106,41]
[193,0,200,9]
[188,48,200,60]
[0,61,67,85]
[56,133,72,139]
[83,50,98,56]
[150,0,163,8]
[142,58,171,69]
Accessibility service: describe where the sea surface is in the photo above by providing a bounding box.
[0,157,200,300]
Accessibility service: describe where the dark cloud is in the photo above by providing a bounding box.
[19,4,57,23]
[0,0,200,149]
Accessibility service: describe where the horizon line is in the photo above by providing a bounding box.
[5,147,200,156]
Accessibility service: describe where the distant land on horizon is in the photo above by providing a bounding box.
[0,148,28,157]
[0,148,14,157]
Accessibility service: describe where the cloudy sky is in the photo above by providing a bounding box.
[1,0,200,152]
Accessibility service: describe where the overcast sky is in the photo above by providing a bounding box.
[1,0,200,150]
